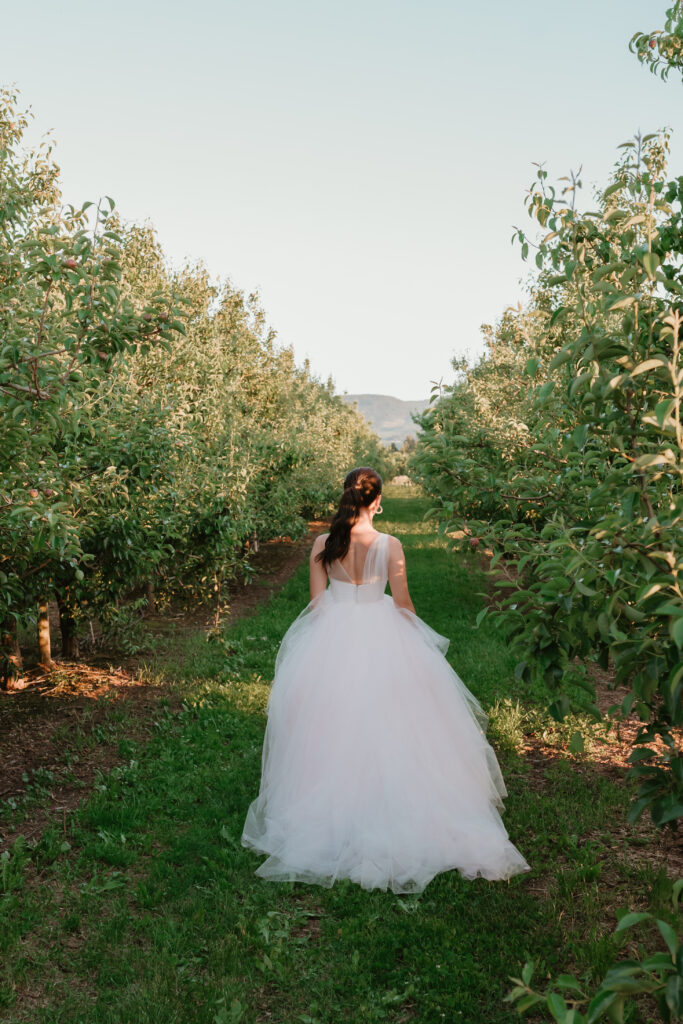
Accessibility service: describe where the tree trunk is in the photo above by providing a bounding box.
[0,618,22,690]
[37,597,54,669]
[145,581,156,615]
[56,592,79,659]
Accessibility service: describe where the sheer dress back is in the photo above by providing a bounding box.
[326,531,387,603]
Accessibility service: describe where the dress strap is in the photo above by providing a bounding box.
[362,532,389,585]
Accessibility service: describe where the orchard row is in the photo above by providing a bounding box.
[412,127,682,831]
[0,88,389,680]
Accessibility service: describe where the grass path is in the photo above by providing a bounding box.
[0,488,670,1023]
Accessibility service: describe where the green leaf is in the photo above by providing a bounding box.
[654,399,675,427]
[547,992,568,1022]
[665,975,682,1017]
[601,977,649,994]
[642,952,676,971]
[641,251,661,276]
[572,424,589,449]
[673,879,683,911]
[633,452,674,469]
[586,989,617,1024]
[555,975,584,994]
[549,348,572,371]
[516,993,544,1012]
[655,603,683,617]
[570,372,593,397]
[615,911,651,933]
[657,919,678,958]
[637,582,662,602]
[630,357,668,376]
[605,994,624,1024]
[627,747,656,763]
[653,799,683,826]
[671,617,683,650]
[607,295,635,311]
[627,794,650,825]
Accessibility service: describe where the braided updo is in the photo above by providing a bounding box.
[316,467,383,568]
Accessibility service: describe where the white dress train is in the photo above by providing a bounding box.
[241,532,529,894]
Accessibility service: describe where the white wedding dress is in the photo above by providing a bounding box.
[241,532,529,894]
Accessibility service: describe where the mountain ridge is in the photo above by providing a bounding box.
[341,393,429,446]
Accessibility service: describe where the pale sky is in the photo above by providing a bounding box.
[6,1,681,400]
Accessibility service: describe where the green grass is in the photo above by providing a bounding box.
[0,487,671,1023]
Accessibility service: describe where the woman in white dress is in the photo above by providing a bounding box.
[241,467,529,894]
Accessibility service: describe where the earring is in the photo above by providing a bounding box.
[376,504,383,515]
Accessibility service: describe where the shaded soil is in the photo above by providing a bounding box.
[0,522,327,851]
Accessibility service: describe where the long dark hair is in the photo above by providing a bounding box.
[317,467,383,568]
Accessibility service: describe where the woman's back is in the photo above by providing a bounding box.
[312,529,413,610]
[327,528,384,585]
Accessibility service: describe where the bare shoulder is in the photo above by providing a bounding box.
[311,532,329,555]
[386,534,406,560]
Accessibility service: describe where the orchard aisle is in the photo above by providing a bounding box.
[0,488,669,1024]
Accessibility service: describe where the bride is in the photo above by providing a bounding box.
[241,467,529,894]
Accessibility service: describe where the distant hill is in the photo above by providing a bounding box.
[341,394,429,446]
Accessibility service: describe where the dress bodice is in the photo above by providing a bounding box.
[328,577,387,604]
[326,532,389,604]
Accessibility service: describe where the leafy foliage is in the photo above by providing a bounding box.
[631,2,683,81]
[0,89,387,678]
[506,878,683,1023]
[413,16,683,1024]
[412,127,682,830]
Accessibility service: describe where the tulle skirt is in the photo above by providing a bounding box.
[241,588,529,894]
